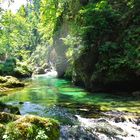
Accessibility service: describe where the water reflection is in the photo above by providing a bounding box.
[0,75,140,116]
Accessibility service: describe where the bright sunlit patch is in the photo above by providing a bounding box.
[0,0,27,13]
[59,87,87,98]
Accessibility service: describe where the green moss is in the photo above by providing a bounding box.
[0,76,24,91]
[0,112,60,140]
[0,76,7,83]
[0,124,5,140]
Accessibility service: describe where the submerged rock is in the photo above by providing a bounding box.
[103,110,140,124]
[0,102,20,115]
[0,112,60,140]
[60,125,99,140]
[73,114,140,140]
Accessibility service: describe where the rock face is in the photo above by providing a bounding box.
[0,112,60,140]
[52,0,140,93]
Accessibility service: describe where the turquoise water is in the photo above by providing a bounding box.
[0,75,140,122]
[1,75,140,139]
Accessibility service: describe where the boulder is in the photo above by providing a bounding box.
[0,76,24,89]
[0,112,60,140]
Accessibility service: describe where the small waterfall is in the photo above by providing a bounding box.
[45,61,58,77]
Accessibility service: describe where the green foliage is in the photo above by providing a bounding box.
[0,0,139,89]
[14,61,32,78]
[48,0,139,89]
[77,0,120,45]
[29,44,48,70]
[0,58,16,75]
[0,11,31,58]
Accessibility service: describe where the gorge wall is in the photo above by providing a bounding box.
[52,0,140,92]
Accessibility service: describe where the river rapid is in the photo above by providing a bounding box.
[0,74,140,140]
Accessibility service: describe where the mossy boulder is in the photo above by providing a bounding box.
[0,76,24,89]
[0,76,7,83]
[0,112,60,140]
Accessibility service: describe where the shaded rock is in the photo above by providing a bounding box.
[132,91,140,97]
[114,116,126,123]
[0,102,20,115]
[60,125,99,140]
[0,112,20,123]
[19,101,24,105]
[14,69,32,78]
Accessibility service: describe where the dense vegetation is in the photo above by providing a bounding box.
[0,0,140,92]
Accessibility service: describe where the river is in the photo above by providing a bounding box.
[0,75,140,140]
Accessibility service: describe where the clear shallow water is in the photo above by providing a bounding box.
[0,75,140,139]
[0,75,140,114]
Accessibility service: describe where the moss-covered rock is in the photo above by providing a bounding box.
[0,76,24,91]
[3,76,24,88]
[0,112,60,140]
[0,112,20,123]
[0,76,7,83]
